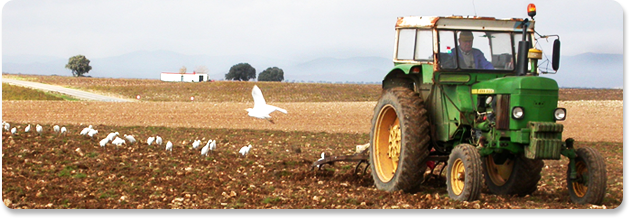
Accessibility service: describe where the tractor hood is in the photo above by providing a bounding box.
[471,76,558,95]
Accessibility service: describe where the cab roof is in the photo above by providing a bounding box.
[395,16,535,32]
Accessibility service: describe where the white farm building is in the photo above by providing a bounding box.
[161,72,209,82]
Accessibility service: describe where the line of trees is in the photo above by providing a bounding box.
[225,63,284,82]
[65,54,285,82]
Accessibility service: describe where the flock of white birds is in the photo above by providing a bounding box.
[2,85,287,158]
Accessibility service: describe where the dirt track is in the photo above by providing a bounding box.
[1,100,622,143]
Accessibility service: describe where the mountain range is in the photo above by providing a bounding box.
[1,51,623,88]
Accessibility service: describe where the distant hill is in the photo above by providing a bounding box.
[2,51,623,88]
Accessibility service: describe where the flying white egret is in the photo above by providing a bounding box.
[245,85,287,124]
[60,127,67,136]
[238,144,252,156]
[155,136,163,146]
[165,141,173,153]
[80,125,93,135]
[147,137,155,146]
[209,140,216,151]
[11,127,17,135]
[192,140,201,149]
[36,124,43,135]
[53,125,60,134]
[200,143,210,156]
[24,124,31,133]
[124,134,136,144]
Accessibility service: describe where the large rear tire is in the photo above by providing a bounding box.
[369,87,430,192]
[567,147,607,205]
[483,153,544,196]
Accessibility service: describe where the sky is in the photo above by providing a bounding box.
[1,0,625,62]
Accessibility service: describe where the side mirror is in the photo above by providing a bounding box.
[552,39,561,71]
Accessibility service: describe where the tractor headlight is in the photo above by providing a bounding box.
[554,108,567,121]
[512,107,524,119]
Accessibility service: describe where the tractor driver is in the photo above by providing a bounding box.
[452,31,494,70]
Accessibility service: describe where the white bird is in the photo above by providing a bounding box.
[80,125,93,135]
[87,129,98,138]
[209,140,216,151]
[155,136,163,146]
[316,152,325,168]
[356,143,370,154]
[106,132,119,141]
[24,124,31,133]
[124,134,136,144]
[238,144,252,156]
[200,143,210,156]
[147,136,155,146]
[165,141,173,152]
[245,85,288,124]
[99,138,110,149]
[60,127,67,135]
[112,137,126,149]
[11,127,17,135]
[36,124,43,135]
[4,122,10,132]
[192,140,201,149]
[53,125,60,133]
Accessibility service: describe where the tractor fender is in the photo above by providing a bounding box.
[382,64,423,90]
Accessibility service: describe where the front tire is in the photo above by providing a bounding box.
[446,144,483,201]
[567,147,607,205]
[369,87,430,192]
[483,153,543,196]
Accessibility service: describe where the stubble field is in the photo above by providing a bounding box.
[1,74,624,209]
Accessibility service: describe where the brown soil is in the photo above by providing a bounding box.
[1,100,623,209]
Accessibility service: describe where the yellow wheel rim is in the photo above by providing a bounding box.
[450,158,466,195]
[572,161,588,197]
[373,104,401,182]
[485,156,514,186]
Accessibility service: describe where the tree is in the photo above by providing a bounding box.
[65,55,92,77]
[225,63,256,81]
[195,65,209,74]
[258,67,284,82]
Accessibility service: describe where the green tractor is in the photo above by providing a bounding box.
[369,4,607,205]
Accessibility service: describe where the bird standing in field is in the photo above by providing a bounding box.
[36,124,43,135]
[11,127,17,135]
[53,125,60,134]
[147,136,155,146]
[316,152,325,168]
[245,85,287,124]
[112,137,126,149]
[124,134,136,144]
[155,136,163,146]
[99,138,110,149]
[3,122,10,132]
[200,143,210,156]
[239,144,252,156]
[87,129,98,138]
[209,140,216,151]
[60,127,67,136]
[192,140,201,149]
[24,124,31,133]
[106,132,119,141]
[165,141,173,153]
[80,125,93,136]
